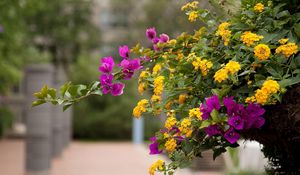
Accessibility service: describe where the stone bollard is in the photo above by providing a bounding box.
[132,117,144,144]
[63,107,72,147]
[24,64,53,175]
[51,65,65,157]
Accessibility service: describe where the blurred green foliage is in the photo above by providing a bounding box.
[0,0,50,93]
[0,107,14,137]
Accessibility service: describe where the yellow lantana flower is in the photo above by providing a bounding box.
[189,108,202,120]
[132,99,149,118]
[165,138,177,153]
[254,44,271,60]
[254,3,264,13]
[214,68,229,83]
[275,42,298,58]
[188,11,199,22]
[164,116,177,130]
[225,61,241,74]
[216,22,231,46]
[240,31,264,47]
[149,159,165,175]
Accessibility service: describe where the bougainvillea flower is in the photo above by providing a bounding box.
[99,56,115,73]
[200,103,211,120]
[224,127,240,144]
[246,103,265,118]
[149,137,162,155]
[205,95,221,111]
[111,83,125,96]
[200,95,221,120]
[253,117,265,128]
[119,58,142,79]
[223,96,237,116]
[242,103,265,129]
[204,125,222,137]
[100,74,113,86]
[228,115,244,130]
[152,37,160,44]
[159,33,169,43]
[119,45,130,59]
[146,27,157,40]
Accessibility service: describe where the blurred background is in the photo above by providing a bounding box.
[0,0,267,175]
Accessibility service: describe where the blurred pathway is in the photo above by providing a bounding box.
[0,139,222,175]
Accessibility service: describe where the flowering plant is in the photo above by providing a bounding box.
[33,0,300,174]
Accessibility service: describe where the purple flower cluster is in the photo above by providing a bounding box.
[201,95,265,144]
[149,137,162,155]
[99,44,143,96]
[146,27,169,51]
[99,56,125,96]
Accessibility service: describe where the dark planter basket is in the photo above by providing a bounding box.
[241,85,300,174]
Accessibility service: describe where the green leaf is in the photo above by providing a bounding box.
[89,81,100,90]
[279,77,300,88]
[276,10,290,19]
[60,82,71,97]
[294,23,300,38]
[34,92,44,99]
[48,88,56,99]
[32,99,46,107]
[213,147,226,160]
[40,85,48,97]
[91,90,102,96]
[199,120,211,129]
[63,103,73,111]
[266,68,281,79]
[211,109,220,122]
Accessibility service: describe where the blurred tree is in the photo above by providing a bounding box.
[23,0,100,71]
[0,0,49,93]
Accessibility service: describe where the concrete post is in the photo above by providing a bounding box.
[51,65,65,157]
[24,64,53,175]
[63,107,72,147]
[132,117,144,144]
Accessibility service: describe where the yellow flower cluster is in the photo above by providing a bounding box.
[254,3,264,13]
[179,118,192,137]
[132,99,149,118]
[149,159,165,175]
[278,38,288,45]
[178,94,187,104]
[225,60,242,74]
[151,94,162,103]
[275,42,298,58]
[189,108,202,120]
[138,71,150,95]
[165,100,173,110]
[214,61,241,83]
[165,116,177,130]
[215,22,231,46]
[254,44,271,60]
[139,70,149,80]
[152,64,162,75]
[181,1,199,11]
[188,11,199,22]
[192,57,213,76]
[165,138,177,153]
[138,82,146,95]
[247,80,280,105]
[153,76,165,96]
[214,69,229,83]
[240,31,264,47]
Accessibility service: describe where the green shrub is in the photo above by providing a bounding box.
[0,107,14,137]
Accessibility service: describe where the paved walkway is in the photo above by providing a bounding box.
[0,139,222,175]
